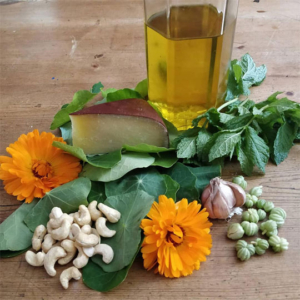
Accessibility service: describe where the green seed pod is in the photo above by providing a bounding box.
[247,244,256,256]
[241,221,258,236]
[257,209,267,221]
[263,201,275,212]
[269,236,289,253]
[227,223,244,240]
[269,214,285,228]
[245,194,258,208]
[236,240,248,251]
[270,207,287,220]
[242,209,259,223]
[251,238,269,255]
[232,176,247,190]
[249,186,263,197]
[245,199,254,208]
[237,248,251,261]
[256,199,266,209]
[260,220,278,237]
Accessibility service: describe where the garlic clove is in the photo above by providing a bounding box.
[226,182,246,207]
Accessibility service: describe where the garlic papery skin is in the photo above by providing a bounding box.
[201,178,246,219]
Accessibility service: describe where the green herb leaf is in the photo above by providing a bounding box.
[53,141,122,169]
[164,163,199,202]
[219,113,235,124]
[285,109,300,126]
[134,79,148,99]
[91,82,104,94]
[59,122,72,145]
[0,247,30,259]
[24,178,90,232]
[106,88,142,102]
[92,190,155,272]
[177,137,197,159]
[161,174,180,199]
[196,129,212,159]
[151,152,178,168]
[50,90,98,130]
[244,126,269,173]
[268,97,299,113]
[209,131,242,161]
[237,141,254,176]
[123,144,174,153]
[88,181,106,204]
[0,200,38,251]
[273,121,298,165]
[224,114,253,130]
[83,240,142,292]
[81,153,155,182]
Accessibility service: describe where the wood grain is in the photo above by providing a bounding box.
[0,0,299,299]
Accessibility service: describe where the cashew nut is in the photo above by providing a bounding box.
[58,239,77,265]
[60,267,82,289]
[49,213,73,229]
[98,203,121,223]
[49,207,63,219]
[91,228,101,243]
[32,224,47,251]
[73,242,89,269]
[47,222,53,234]
[82,247,95,257]
[94,244,114,264]
[95,217,116,238]
[25,250,45,267]
[44,246,67,276]
[51,218,72,241]
[88,201,102,221]
[81,224,92,234]
[74,205,91,226]
[42,234,56,253]
[68,230,76,241]
[71,223,99,247]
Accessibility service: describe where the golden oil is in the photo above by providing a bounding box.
[145,5,231,129]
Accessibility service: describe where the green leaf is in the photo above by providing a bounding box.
[186,165,221,194]
[24,178,90,232]
[92,190,155,272]
[285,109,300,126]
[273,121,298,165]
[50,90,97,130]
[205,108,220,126]
[53,141,122,169]
[134,79,148,99]
[219,113,235,124]
[224,114,253,130]
[209,131,242,161]
[233,64,242,83]
[164,163,199,202]
[101,88,117,98]
[0,247,30,259]
[196,129,212,159]
[151,152,178,168]
[268,98,299,113]
[173,127,200,148]
[0,200,38,251]
[161,174,180,200]
[91,82,104,94]
[105,168,166,200]
[123,143,174,153]
[177,137,197,159]
[244,126,269,173]
[88,181,106,204]
[106,88,142,102]
[81,153,155,182]
[237,141,254,176]
[83,240,142,292]
[59,122,72,145]
[255,92,283,109]
[163,118,179,145]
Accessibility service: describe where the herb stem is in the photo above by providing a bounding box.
[202,120,209,128]
[217,98,239,112]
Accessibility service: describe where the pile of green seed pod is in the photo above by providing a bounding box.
[227,176,289,262]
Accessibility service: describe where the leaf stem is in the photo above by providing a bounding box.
[217,98,239,112]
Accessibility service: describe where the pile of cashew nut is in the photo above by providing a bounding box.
[25,201,121,289]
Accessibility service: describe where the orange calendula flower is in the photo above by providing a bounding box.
[0,129,82,203]
[140,195,212,278]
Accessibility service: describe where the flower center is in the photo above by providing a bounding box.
[166,226,184,247]
[32,159,54,179]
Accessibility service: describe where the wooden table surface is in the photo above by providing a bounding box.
[0,0,299,299]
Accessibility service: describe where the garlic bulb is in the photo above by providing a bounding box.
[201,178,246,219]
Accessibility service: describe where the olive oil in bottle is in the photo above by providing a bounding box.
[145,4,231,129]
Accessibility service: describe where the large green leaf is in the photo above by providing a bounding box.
[24,178,90,232]
[0,247,30,258]
[0,200,38,251]
[83,240,142,292]
[134,79,148,99]
[50,90,98,130]
[161,174,180,200]
[59,121,72,145]
[164,163,199,202]
[151,152,178,168]
[53,141,122,169]
[123,143,174,153]
[106,88,142,102]
[81,153,155,182]
[92,190,154,272]
[88,181,106,204]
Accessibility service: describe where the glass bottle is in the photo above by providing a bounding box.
[144,0,239,129]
